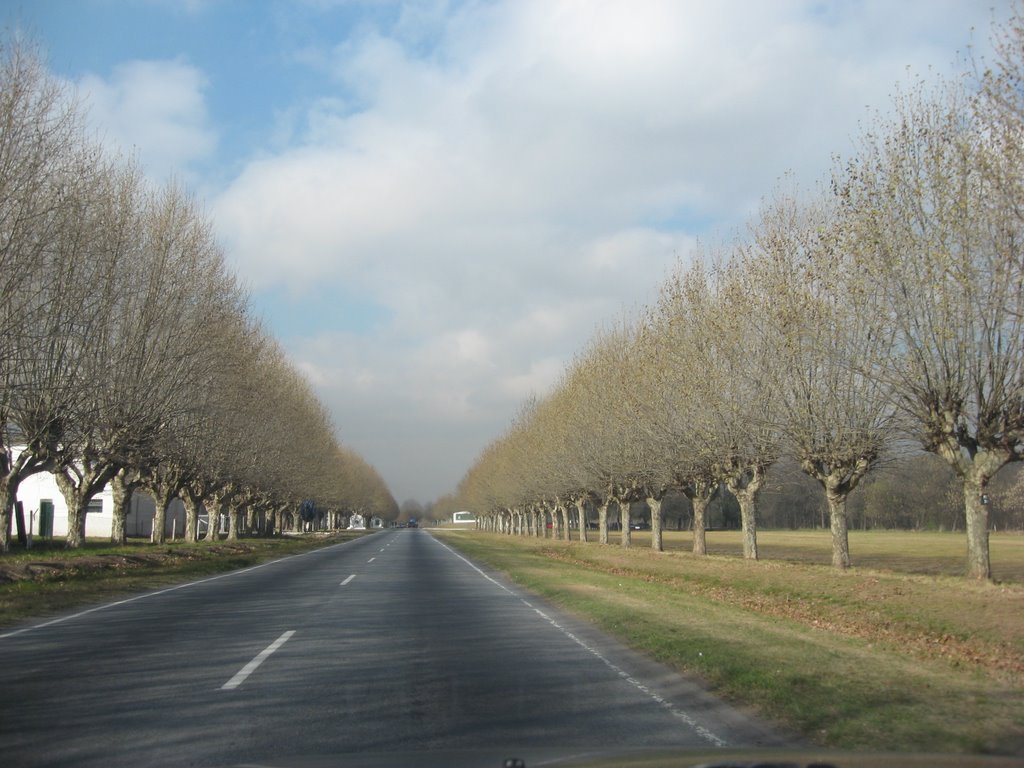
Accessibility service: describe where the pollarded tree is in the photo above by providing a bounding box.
[50,158,147,547]
[185,314,272,541]
[842,71,1024,579]
[651,252,780,560]
[494,397,551,537]
[129,181,244,542]
[6,139,121,548]
[746,183,900,569]
[711,256,782,559]
[645,260,728,557]
[570,320,673,549]
[550,349,618,543]
[0,37,99,549]
[531,376,604,542]
[55,173,237,547]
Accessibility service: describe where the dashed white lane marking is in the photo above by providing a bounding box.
[221,630,295,690]
[368,557,376,563]
[429,534,727,748]
[0,538,359,641]
[341,574,356,586]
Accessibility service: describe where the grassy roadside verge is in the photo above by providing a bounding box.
[436,529,1024,756]
[0,532,373,629]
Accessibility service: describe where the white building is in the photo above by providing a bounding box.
[16,468,188,541]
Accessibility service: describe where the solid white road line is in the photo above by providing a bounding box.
[428,532,727,747]
[221,630,295,690]
[341,574,356,586]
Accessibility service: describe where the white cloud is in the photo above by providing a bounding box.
[210,0,994,502]
[77,58,216,181]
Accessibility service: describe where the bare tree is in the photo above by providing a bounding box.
[842,72,1024,578]
[0,36,95,549]
[52,159,147,547]
[567,320,673,550]
[651,253,780,559]
[745,183,899,568]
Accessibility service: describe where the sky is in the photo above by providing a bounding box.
[1,0,1010,505]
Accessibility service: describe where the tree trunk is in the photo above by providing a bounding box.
[619,501,631,547]
[205,496,224,541]
[65,499,86,549]
[598,501,609,544]
[576,499,588,542]
[110,471,139,545]
[151,485,176,545]
[738,493,758,560]
[963,475,992,580]
[0,450,53,551]
[55,475,89,549]
[692,495,708,556]
[648,497,663,552]
[726,466,765,561]
[933,443,1008,580]
[683,478,720,556]
[227,505,240,541]
[826,488,851,569]
[0,474,16,552]
[55,465,116,549]
[182,492,201,542]
[560,505,570,541]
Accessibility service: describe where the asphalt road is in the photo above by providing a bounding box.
[0,530,785,767]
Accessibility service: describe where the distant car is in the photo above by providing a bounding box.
[407,519,418,528]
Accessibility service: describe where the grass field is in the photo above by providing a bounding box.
[437,528,1024,756]
[596,528,1024,583]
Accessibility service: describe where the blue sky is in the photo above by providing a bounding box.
[3,0,1009,504]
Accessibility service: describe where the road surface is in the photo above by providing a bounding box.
[0,530,785,766]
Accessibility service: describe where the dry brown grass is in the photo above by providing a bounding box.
[439,529,1024,755]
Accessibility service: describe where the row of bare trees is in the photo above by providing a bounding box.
[0,37,396,550]
[453,11,1024,579]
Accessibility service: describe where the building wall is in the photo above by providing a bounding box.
[16,469,114,539]
[16,468,187,541]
